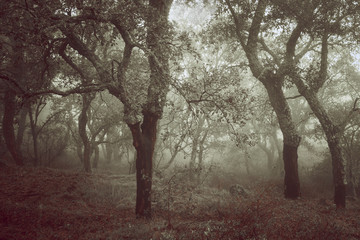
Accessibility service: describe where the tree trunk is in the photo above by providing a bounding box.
[2,89,23,166]
[244,147,251,175]
[293,23,346,206]
[258,140,275,173]
[292,70,346,207]
[128,112,158,219]
[16,105,28,152]
[189,115,205,181]
[346,153,357,197]
[124,0,172,219]
[105,137,113,164]
[198,129,208,171]
[282,143,300,197]
[225,0,301,198]
[28,105,39,166]
[93,145,99,169]
[328,138,346,207]
[189,138,198,181]
[263,80,301,199]
[271,127,283,175]
[79,94,92,173]
[129,151,136,174]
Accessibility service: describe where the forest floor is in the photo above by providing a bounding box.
[0,165,360,240]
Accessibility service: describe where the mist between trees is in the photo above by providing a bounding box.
[1,0,360,221]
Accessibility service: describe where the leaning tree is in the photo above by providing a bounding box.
[221,0,360,207]
[268,0,360,208]
[217,0,302,198]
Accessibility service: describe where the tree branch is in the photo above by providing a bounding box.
[59,26,112,82]
[0,74,26,94]
[294,38,316,62]
[338,97,360,133]
[224,0,247,48]
[24,83,108,98]
[285,23,304,62]
[247,0,267,51]
[314,28,329,92]
[259,37,281,66]
[285,95,303,100]
[59,40,90,82]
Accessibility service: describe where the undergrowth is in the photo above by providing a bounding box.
[0,165,359,240]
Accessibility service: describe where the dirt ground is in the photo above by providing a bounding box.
[0,165,359,240]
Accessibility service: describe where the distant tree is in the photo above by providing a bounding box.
[155,94,192,170]
[0,0,57,165]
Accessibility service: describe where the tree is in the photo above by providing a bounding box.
[78,93,95,172]
[23,0,174,218]
[221,0,302,198]
[0,0,58,166]
[273,0,360,208]
[220,0,360,207]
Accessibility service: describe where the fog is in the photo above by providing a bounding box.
[1,0,360,239]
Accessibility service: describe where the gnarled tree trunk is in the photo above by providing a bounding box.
[125,0,173,219]
[294,82,346,207]
[290,28,346,208]
[128,112,158,218]
[225,0,301,199]
[263,78,301,199]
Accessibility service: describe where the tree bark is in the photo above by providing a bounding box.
[263,79,301,199]
[294,79,346,207]
[2,89,23,166]
[128,112,158,219]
